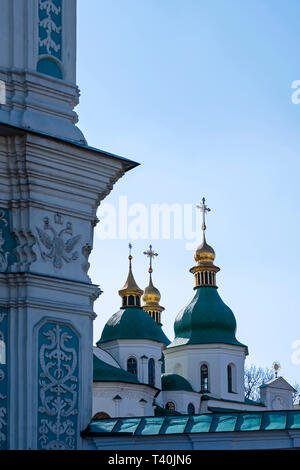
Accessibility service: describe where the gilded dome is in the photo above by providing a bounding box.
[194,233,215,264]
[142,274,161,305]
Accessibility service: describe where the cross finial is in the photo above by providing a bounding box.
[143,244,158,273]
[196,197,211,231]
[128,242,133,260]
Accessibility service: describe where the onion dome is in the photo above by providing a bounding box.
[142,244,165,325]
[194,232,215,264]
[161,373,194,392]
[96,244,170,346]
[143,275,161,305]
[168,198,248,352]
[170,286,247,349]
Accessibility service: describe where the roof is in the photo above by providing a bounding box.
[201,394,264,407]
[169,286,248,351]
[161,373,194,392]
[93,354,140,384]
[0,122,139,173]
[97,307,170,345]
[260,376,296,392]
[82,410,300,437]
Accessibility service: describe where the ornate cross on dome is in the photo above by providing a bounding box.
[143,244,158,273]
[128,242,132,258]
[196,197,211,231]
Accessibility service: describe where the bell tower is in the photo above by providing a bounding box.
[0,0,138,450]
[0,0,85,143]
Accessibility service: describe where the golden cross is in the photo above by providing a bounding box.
[196,197,211,231]
[143,244,158,273]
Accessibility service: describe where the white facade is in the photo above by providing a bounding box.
[164,343,246,402]
[100,339,164,390]
[93,382,157,418]
[260,377,296,410]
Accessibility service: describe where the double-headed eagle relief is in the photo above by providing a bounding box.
[36,215,81,269]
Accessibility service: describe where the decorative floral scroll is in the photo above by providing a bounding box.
[39,0,62,60]
[0,309,8,450]
[37,322,79,449]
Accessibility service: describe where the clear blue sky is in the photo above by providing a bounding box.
[77,0,300,385]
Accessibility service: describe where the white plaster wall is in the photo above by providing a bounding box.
[93,383,157,418]
[159,390,202,415]
[100,339,165,389]
[164,343,246,402]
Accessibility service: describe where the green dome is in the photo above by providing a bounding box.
[97,307,170,345]
[169,286,247,350]
[161,373,194,392]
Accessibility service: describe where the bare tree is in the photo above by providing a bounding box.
[244,364,274,401]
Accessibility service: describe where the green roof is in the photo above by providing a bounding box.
[97,307,170,345]
[169,286,247,350]
[93,354,140,384]
[82,410,300,437]
[161,373,194,392]
[201,395,264,407]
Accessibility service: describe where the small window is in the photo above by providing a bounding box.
[187,403,195,415]
[227,364,233,393]
[127,357,137,376]
[128,295,134,306]
[136,296,140,306]
[122,296,127,307]
[148,358,155,387]
[200,364,209,392]
[165,401,175,411]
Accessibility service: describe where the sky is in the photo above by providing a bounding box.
[76,0,300,385]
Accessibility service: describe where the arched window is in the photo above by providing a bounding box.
[165,402,175,411]
[200,364,209,392]
[136,296,140,306]
[187,403,195,415]
[148,358,155,387]
[227,364,233,393]
[128,295,134,306]
[122,296,127,307]
[92,411,111,420]
[127,357,137,376]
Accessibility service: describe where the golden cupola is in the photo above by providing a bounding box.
[190,198,220,287]
[119,243,143,308]
[142,244,165,325]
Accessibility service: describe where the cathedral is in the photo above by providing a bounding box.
[91,201,296,421]
[0,0,299,451]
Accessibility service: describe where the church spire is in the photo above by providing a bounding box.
[142,245,165,325]
[190,198,220,288]
[119,243,143,308]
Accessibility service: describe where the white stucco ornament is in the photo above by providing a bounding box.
[36,216,81,269]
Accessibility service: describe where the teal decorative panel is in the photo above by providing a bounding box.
[0,208,17,273]
[38,0,62,60]
[0,308,8,450]
[37,321,79,449]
